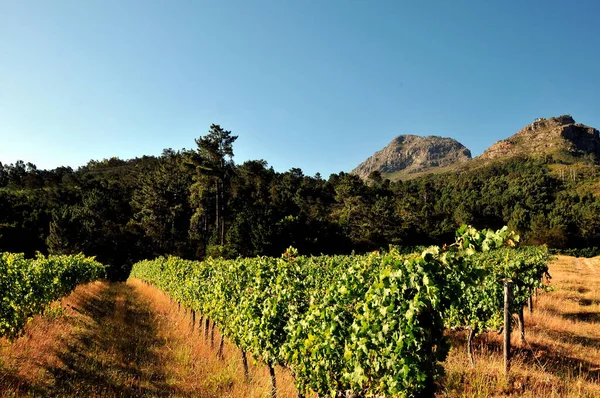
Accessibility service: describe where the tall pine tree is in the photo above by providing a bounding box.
[188,124,237,256]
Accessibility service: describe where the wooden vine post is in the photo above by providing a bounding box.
[268,364,277,398]
[210,321,216,348]
[467,328,476,368]
[217,335,225,359]
[241,350,249,380]
[503,280,512,377]
[518,307,525,343]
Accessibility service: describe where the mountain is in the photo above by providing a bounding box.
[478,115,600,161]
[352,115,600,181]
[351,135,472,180]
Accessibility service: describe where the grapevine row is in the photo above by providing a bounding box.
[0,253,106,338]
[130,226,550,397]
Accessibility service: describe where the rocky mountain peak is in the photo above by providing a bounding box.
[479,115,600,160]
[351,135,471,180]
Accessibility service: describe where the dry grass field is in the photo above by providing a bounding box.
[0,280,297,397]
[1,255,598,397]
[441,255,600,397]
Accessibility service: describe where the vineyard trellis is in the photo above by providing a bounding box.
[130,225,551,398]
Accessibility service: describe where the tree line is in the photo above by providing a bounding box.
[1,124,600,279]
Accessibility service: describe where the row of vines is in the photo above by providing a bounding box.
[0,253,105,338]
[130,226,551,397]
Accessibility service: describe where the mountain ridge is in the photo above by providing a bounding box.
[352,115,600,181]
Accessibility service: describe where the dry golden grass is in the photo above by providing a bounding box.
[0,281,110,395]
[0,280,182,396]
[129,278,299,398]
[0,279,299,397]
[441,255,600,397]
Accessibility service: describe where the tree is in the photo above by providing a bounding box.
[6,160,27,188]
[131,149,193,257]
[0,162,7,187]
[46,206,81,254]
[227,160,276,256]
[188,124,238,255]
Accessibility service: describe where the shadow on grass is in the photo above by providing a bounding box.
[447,330,600,382]
[562,311,600,323]
[576,298,600,306]
[3,282,185,397]
[511,341,600,381]
[0,370,45,396]
[52,282,184,397]
[534,327,600,352]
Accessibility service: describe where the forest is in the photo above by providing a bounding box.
[2,124,600,280]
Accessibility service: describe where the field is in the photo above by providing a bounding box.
[1,255,599,397]
[442,255,600,397]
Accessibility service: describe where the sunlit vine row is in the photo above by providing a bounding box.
[0,253,106,338]
[130,225,549,397]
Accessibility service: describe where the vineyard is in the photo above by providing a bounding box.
[129,226,551,397]
[0,253,105,338]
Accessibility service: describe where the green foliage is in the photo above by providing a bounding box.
[553,246,600,257]
[130,225,549,397]
[440,226,551,334]
[442,246,551,333]
[345,253,448,396]
[131,249,447,397]
[0,253,105,338]
[130,149,193,258]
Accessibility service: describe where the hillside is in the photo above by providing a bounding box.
[351,135,472,180]
[479,115,600,161]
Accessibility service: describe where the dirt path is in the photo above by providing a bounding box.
[582,257,600,274]
[0,282,182,397]
[0,280,297,398]
[50,282,179,396]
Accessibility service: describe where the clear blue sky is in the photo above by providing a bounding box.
[1,0,599,177]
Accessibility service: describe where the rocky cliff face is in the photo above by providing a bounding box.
[479,115,600,160]
[351,135,472,179]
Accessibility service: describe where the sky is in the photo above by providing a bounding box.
[1,0,599,177]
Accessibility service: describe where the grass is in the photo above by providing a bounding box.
[440,255,600,397]
[0,279,299,397]
[1,255,599,397]
[0,281,179,396]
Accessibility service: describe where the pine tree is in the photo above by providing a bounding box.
[188,124,238,255]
